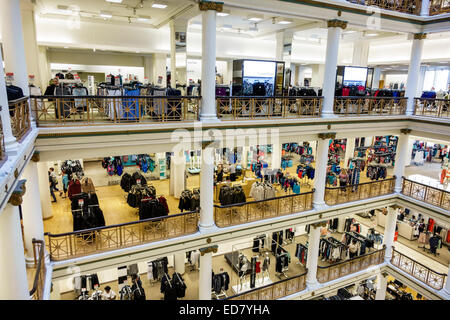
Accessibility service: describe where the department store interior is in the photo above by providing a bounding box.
[0,0,449,302]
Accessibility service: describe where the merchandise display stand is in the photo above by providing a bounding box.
[232,276,272,294]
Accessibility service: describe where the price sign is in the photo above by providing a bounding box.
[136,179,141,185]
[78,199,84,207]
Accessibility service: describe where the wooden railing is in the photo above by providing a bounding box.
[30,95,201,126]
[401,177,450,210]
[391,249,446,290]
[346,0,422,14]
[8,97,31,140]
[413,98,450,119]
[214,191,314,228]
[225,271,307,300]
[334,97,407,116]
[45,211,199,261]
[216,96,322,120]
[429,0,450,15]
[317,247,386,283]
[324,177,396,205]
[29,239,46,300]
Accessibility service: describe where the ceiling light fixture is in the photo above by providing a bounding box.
[56,5,73,15]
[277,18,293,25]
[247,14,263,22]
[152,2,167,9]
[137,15,151,21]
[217,9,231,17]
[105,0,123,3]
[366,32,378,37]
[100,11,113,19]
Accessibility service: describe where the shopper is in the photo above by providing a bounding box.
[61,170,69,198]
[349,239,358,259]
[216,164,224,182]
[49,168,63,196]
[49,180,57,203]
[44,77,59,96]
[102,286,116,300]
[131,274,146,301]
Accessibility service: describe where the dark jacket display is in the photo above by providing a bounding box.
[71,192,105,232]
[212,272,230,294]
[218,185,246,206]
[139,197,169,220]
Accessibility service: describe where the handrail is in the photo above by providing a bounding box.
[224,270,308,300]
[391,249,447,290]
[30,95,202,99]
[29,239,46,300]
[213,190,315,209]
[325,176,396,190]
[413,97,450,119]
[334,96,407,115]
[8,95,31,140]
[401,176,449,210]
[216,95,323,99]
[335,96,407,100]
[317,246,386,270]
[346,0,422,15]
[45,210,199,261]
[8,96,30,105]
[429,0,450,15]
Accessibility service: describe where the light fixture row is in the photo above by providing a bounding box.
[105,0,167,8]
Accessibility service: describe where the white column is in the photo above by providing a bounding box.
[199,144,215,230]
[171,150,186,199]
[37,161,53,219]
[199,252,212,300]
[153,53,167,86]
[169,20,177,89]
[0,203,30,300]
[344,137,355,169]
[393,132,410,192]
[21,161,45,265]
[322,21,345,117]
[313,137,329,209]
[275,31,284,61]
[405,34,426,115]
[444,265,450,294]
[310,64,325,88]
[364,136,373,147]
[383,206,397,262]
[375,272,388,300]
[420,0,430,16]
[199,8,218,122]
[405,137,414,167]
[271,142,281,170]
[352,39,369,67]
[174,252,186,275]
[372,67,381,89]
[0,48,19,152]
[0,0,30,96]
[143,56,154,84]
[241,146,249,169]
[305,223,321,288]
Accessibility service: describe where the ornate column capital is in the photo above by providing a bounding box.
[31,151,40,162]
[400,128,412,135]
[311,221,327,228]
[8,179,26,206]
[199,1,224,12]
[413,33,427,40]
[327,19,347,29]
[318,132,336,140]
[199,245,218,256]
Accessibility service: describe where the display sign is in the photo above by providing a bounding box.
[343,67,368,86]
[243,60,276,78]
[78,199,84,207]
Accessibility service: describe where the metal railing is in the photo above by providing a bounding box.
[334,96,407,116]
[8,97,31,140]
[401,177,450,211]
[225,271,307,300]
[214,191,314,228]
[346,0,422,14]
[216,96,322,120]
[413,98,450,119]
[30,95,201,126]
[45,211,199,261]
[391,249,446,290]
[429,0,450,15]
[324,177,396,205]
[317,247,386,283]
[29,239,46,300]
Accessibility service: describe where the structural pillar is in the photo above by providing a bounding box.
[372,67,381,89]
[420,0,430,16]
[153,53,167,86]
[199,140,215,230]
[375,272,388,300]
[383,206,398,262]
[305,222,324,288]
[198,246,217,300]
[169,20,177,89]
[0,0,30,96]
[344,137,355,169]
[444,265,450,295]
[37,161,53,219]
[313,133,335,209]
[199,1,222,122]
[322,20,347,117]
[21,157,46,265]
[393,129,411,192]
[0,182,30,300]
[174,252,186,275]
[170,150,186,198]
[271,142,281,170]
[352,39,369,67]
[405,33,426,115]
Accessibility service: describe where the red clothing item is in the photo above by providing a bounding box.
[68,180,81,200]
[255,261,261,273]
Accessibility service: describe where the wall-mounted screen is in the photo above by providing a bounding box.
[343,67,368,86]
[243,60,276,78]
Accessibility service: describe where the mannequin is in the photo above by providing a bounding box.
[262,252,270,283]
[239,256,248,291]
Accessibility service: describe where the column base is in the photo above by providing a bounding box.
[5,139,20,156]
[405,110,414,116]
[394,187,402,194]
[199,114,220,123]
[321,112,338,118]
[306,279,320,290]
[25,256,36,268]
[199,224,219,234]
[313,202,329,211]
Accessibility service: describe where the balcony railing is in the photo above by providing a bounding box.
[391,249,446,290]
[0,112,5,162]
[401,177,450,210]
[429,0,450,15]
[413,98,450,119]
[216,96,322,120]
[45,211,199,261]
[8,97,31,140]
[324,177,396,206]
[29,239,46,300]
[225,271,307,300]
[346,0,422,14]
[214,191,314,228]
[334,97,407,116]
[30,95,201,126]
[317,247,386,283]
